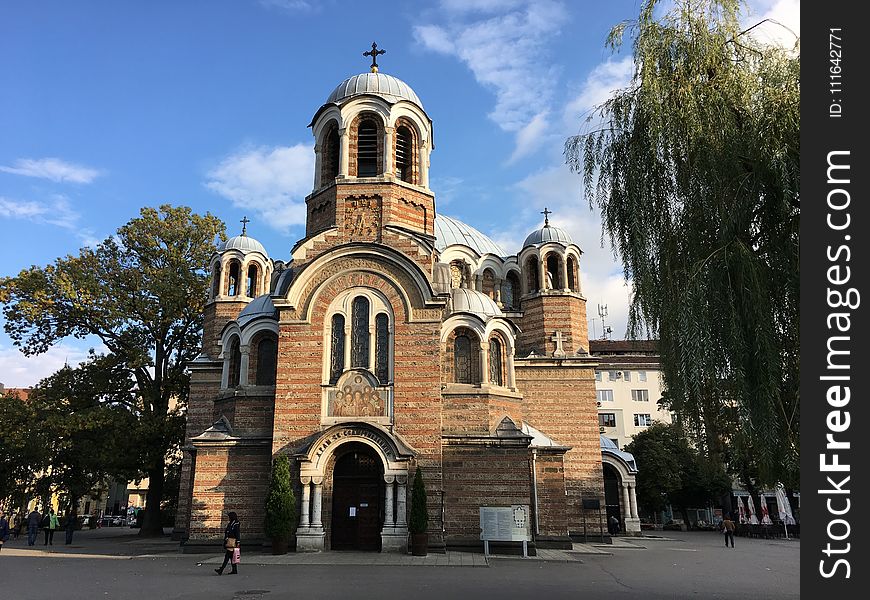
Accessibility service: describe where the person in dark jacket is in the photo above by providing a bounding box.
[64,511,76,545]
[27,508,42,546]
[0,510,10,551]
[214,511,240,575]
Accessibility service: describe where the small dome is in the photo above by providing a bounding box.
[219,235,268,257]
[523,224,573,248]
[450,287,503,319]
[237,294,277,329]
[327,72,422,108]
[435,214,505,257]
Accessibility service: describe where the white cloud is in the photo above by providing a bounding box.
[0,342,96,388]
[415,0,567,158]
[258,0,312,12]
[0,194,95,244]
[745,0,800,48]
[0,157,102,184]
[562,57,634,131]
[507,111,550,164]
[204,144,314,231]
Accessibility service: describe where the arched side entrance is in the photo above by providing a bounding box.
[330,443,384,551]
[294,422,415,552]
[600,436,641,535]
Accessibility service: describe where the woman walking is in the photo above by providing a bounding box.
[214,511,240,575]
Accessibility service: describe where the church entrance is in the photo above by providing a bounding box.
[330,444,384,551]
[603,463,623,531]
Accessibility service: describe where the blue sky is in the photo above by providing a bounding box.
[0,0,798,387]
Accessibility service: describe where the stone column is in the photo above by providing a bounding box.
[629,483,639,519]
[420,141,430,189]
[239,345,250,386]
[221,354,230,389]
[338,128,350,177]
[384,127,394,176]
[384,475,395,527]
[300,477,311,529]
[539,257,546,291]
[313,143,322,190]
[494,279,502,304]
[311,478,323,528]
[396,476,407,527]
[480,341,489,386]
[622,484,631,526]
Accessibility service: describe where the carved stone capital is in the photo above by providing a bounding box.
[300,476,311,485]
[384,475,396,484]
[312,477,323,486]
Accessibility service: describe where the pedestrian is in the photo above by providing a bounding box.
[0,510,9,552]
[722,514,736,548]
[27,507,41,546]
[9,510,20,540]
[43,507,59,545]
[64,511,76,545]
[214,511,240,575]
[608,514,620,535]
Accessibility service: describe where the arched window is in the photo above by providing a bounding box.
[525,257,539,294]
[211,263,221,299]
[246,264,259,298]
[489,338,503,386]
[567,255,578,291]
[227,337,241,388]
[351,296,370,368]
[505,271,520,310]
[546,254,561,289]
[227,261,241,296]
[453,330,480,384]
[255,337,277,386]
[357,120,379,177]
[330,314,345,384]
[323,124,340,182]
[375,313,389,384]
[396,125,414,183]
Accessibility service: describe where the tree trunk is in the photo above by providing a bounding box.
[138,455,166,537]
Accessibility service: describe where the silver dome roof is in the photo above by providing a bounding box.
[327,72,422,108]
[219,235,268,257]
[237,294,277,329]
[450,287,503,319]
[435,214,506,257]
[523,225,573,248]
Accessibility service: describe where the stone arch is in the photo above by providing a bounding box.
[248,330,278,386]
[320,119,340,184]
[299,422,413,479]
[226,259,242,296]
[394,117,419,184]
[503,269,521,310]
[566,254,578,292]
[349,111,386,178]
[524,255,539,295]
[544,252,562,290]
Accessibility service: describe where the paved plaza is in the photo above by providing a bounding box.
[0,528,799,599]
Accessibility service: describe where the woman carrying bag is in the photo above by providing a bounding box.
[215,511,241,575]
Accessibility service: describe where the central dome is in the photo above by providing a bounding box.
[435,214,505,257]
[327,72,422,107]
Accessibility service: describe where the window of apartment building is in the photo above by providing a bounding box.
[634,413,652,427]
[608,371,619,381]
[638,370,647,382]
[596,389,614,403]
[631,389,650,402]
[595,371,602,382]
[599,413,616,428]
[623,370,631,381]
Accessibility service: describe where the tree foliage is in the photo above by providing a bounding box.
[409,466,428,535]
[264,454,297,542]
[565,0,799,485]
[625,423,730,517]
[0,205,225,534]
[0,390,42,505]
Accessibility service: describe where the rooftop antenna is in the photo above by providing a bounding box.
[597,304,611,340]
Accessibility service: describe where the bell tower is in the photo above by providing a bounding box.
[304,45,436,247]
[515,209,589,357]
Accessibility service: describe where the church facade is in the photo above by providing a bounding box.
[175,61,637,552]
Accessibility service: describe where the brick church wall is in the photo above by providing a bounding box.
[533,451,569,539]
[515,360,604,536]
[516,293,589,357]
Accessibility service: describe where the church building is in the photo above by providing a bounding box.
[176,51,639,552]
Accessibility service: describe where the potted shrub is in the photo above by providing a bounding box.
[264,454,297,555]
[409,466,428,556]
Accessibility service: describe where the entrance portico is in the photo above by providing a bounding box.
[295,422,415,552]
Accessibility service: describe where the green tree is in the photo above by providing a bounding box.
[565,0,799,485]
[264,454,296,548]
[27,358,142,520]
[625,423,729,522]
[0,389,44,507]
[409,467,428,534]
[0,205,225,535]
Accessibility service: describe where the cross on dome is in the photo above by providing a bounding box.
[240,216,250,236]
[363,42,386,73]
[541,207,552,227]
